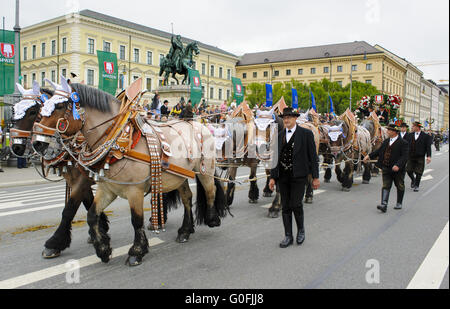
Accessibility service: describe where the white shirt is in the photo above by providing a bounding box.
[415,132,421,141]
[400,132,407,139]
[286,126,297,143]
[390,135,399,146]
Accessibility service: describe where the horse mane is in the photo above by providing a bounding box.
[70,83,120,113]
[41,88,54,97]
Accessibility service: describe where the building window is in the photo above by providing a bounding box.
[146,78,152,91]
[119,74,124,89]
[366,63,372,71]
[286,69,291,76]
[202,86,205,98]
[219,88,223,100]
[134,48,139,63]
[298,68,303,75]
[120,45,126,60]
[87,69,94,86]
[23,74,27,88]
[227,69,231,80]
[32,45,36,59]
[51,40,56,55]
[51,70,56,82]
[61,69,66,78]
[227,89,231,100]
[219,67,223,79]
[243,73,247,79]
[133,75,139,81]
[264,71,268,78]
[32,73,36,82]
[337,66,343,72]
[103,41,111,53]
[210,87,214,99]
[147,51,153,65]
[41,43,46,57]
[210,65,215,77]
[337,81,343,87]
[253,72,257,78]
[365,80,372,85]
[274,70,279,77]
[352,65,357,71]
[324,67,329,74]
[202,63,206,75]
[311,68,316,74]
[41,72,46,86]
[23,47,27,61]
[159,54,165,66]
[62,38,67,53]
[88,38,95,54]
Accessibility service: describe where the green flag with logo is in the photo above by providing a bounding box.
[97,51,118,95]
[232,77,244,105]
[188,68,202,107]
[0,30,20,96]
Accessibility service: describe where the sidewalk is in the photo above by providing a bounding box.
[0,164,62,189]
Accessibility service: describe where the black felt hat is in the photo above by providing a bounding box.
[280,107,300,118]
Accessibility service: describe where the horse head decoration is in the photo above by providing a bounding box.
[10,81,49,157]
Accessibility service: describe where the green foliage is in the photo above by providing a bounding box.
[244,79,381,115]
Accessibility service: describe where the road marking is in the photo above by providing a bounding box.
[260,190,326,209]
[407,222,449,289]
[0,189,66,200]
[423,169,434,175]
[435,153,443,157]
[0,237,164,289]
[421,175,434,182]
[0,204,65,217]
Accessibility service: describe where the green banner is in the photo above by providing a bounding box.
[97,50,118,95]
[188,68,202,107]
[232,77,244,105]
[0,30,19,96]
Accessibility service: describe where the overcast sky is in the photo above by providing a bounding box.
[2,0,449,83]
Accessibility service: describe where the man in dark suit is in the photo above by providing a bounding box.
[399,123,409,140]
[161,100,170,116]
[269,108,320,248]
[364,124,409,212]
[377,107,389,126]
[404,122,432,192]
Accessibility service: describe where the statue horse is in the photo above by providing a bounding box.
[159,42,200,85]
[9,81,109,259]
[33,77,228,267]
[326,109,372,191]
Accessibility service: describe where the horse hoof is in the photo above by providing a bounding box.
[342,188,351,192]
[263,192,273,198]
[87,236,94,244]
[176,235,189,243]
[304,198,313,204]
[42,248,61,259]
[362,180,370,184]
[324,179,331,183]
[126,256,142,267]
[249,199,258,204]
[268,211,279,219]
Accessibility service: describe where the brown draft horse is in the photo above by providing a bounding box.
[33,77,227,266]
[10,81,108,259]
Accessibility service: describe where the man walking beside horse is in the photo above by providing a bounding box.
[269,108,320,248]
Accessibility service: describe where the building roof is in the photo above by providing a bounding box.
[237,41,382,66]
[78,10,238,59]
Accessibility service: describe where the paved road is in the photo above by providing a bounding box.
[0,145,448,289]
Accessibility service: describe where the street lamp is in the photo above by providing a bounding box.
[349,46,367,111]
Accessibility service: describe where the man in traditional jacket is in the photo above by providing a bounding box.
[269,108,320,248]
[364,124,409,212]
[404,122,432,192]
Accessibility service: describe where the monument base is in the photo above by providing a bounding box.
[157,85,190,108]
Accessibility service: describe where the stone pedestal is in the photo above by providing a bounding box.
[157,85,190,108]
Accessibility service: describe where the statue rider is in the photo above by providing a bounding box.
[168,35,185,73]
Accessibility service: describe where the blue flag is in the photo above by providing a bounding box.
[292,88,298,109]
[310,90,317,112]
[266,84,273,107]
[329,95,334,114]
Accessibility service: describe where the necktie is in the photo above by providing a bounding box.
[288,130,292,133]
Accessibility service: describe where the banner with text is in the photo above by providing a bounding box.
[0,30,19,96]
[232,77,244,106]
[97,50,118,96]
[188,68,202,106]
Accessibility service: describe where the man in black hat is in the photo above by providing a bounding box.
[404,122,432,192]
[399,123,409,140]
[364,124,409,212]
[269,107,320,248]
[377,106,389,126]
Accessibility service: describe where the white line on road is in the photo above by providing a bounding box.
[0,237,164,289]
[421,175,434,182]
[260,190,326,209]
[0,198,65,211]
[423,169,434,175]
[435,153,443,157]
[0,204,65,217]
[0,189,66,200]
[407,222,449,289]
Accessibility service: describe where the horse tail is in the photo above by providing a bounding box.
[195,175,230,226]
[164,190,181,213]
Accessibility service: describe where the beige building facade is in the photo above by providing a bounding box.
[19,10,239,106]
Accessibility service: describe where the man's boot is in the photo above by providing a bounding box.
[293,208,305,245]
[394,190,405,210]
[280,213,294,248]
[377,189,390,213]
[408,172,415,189]
[414,175,422,192]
